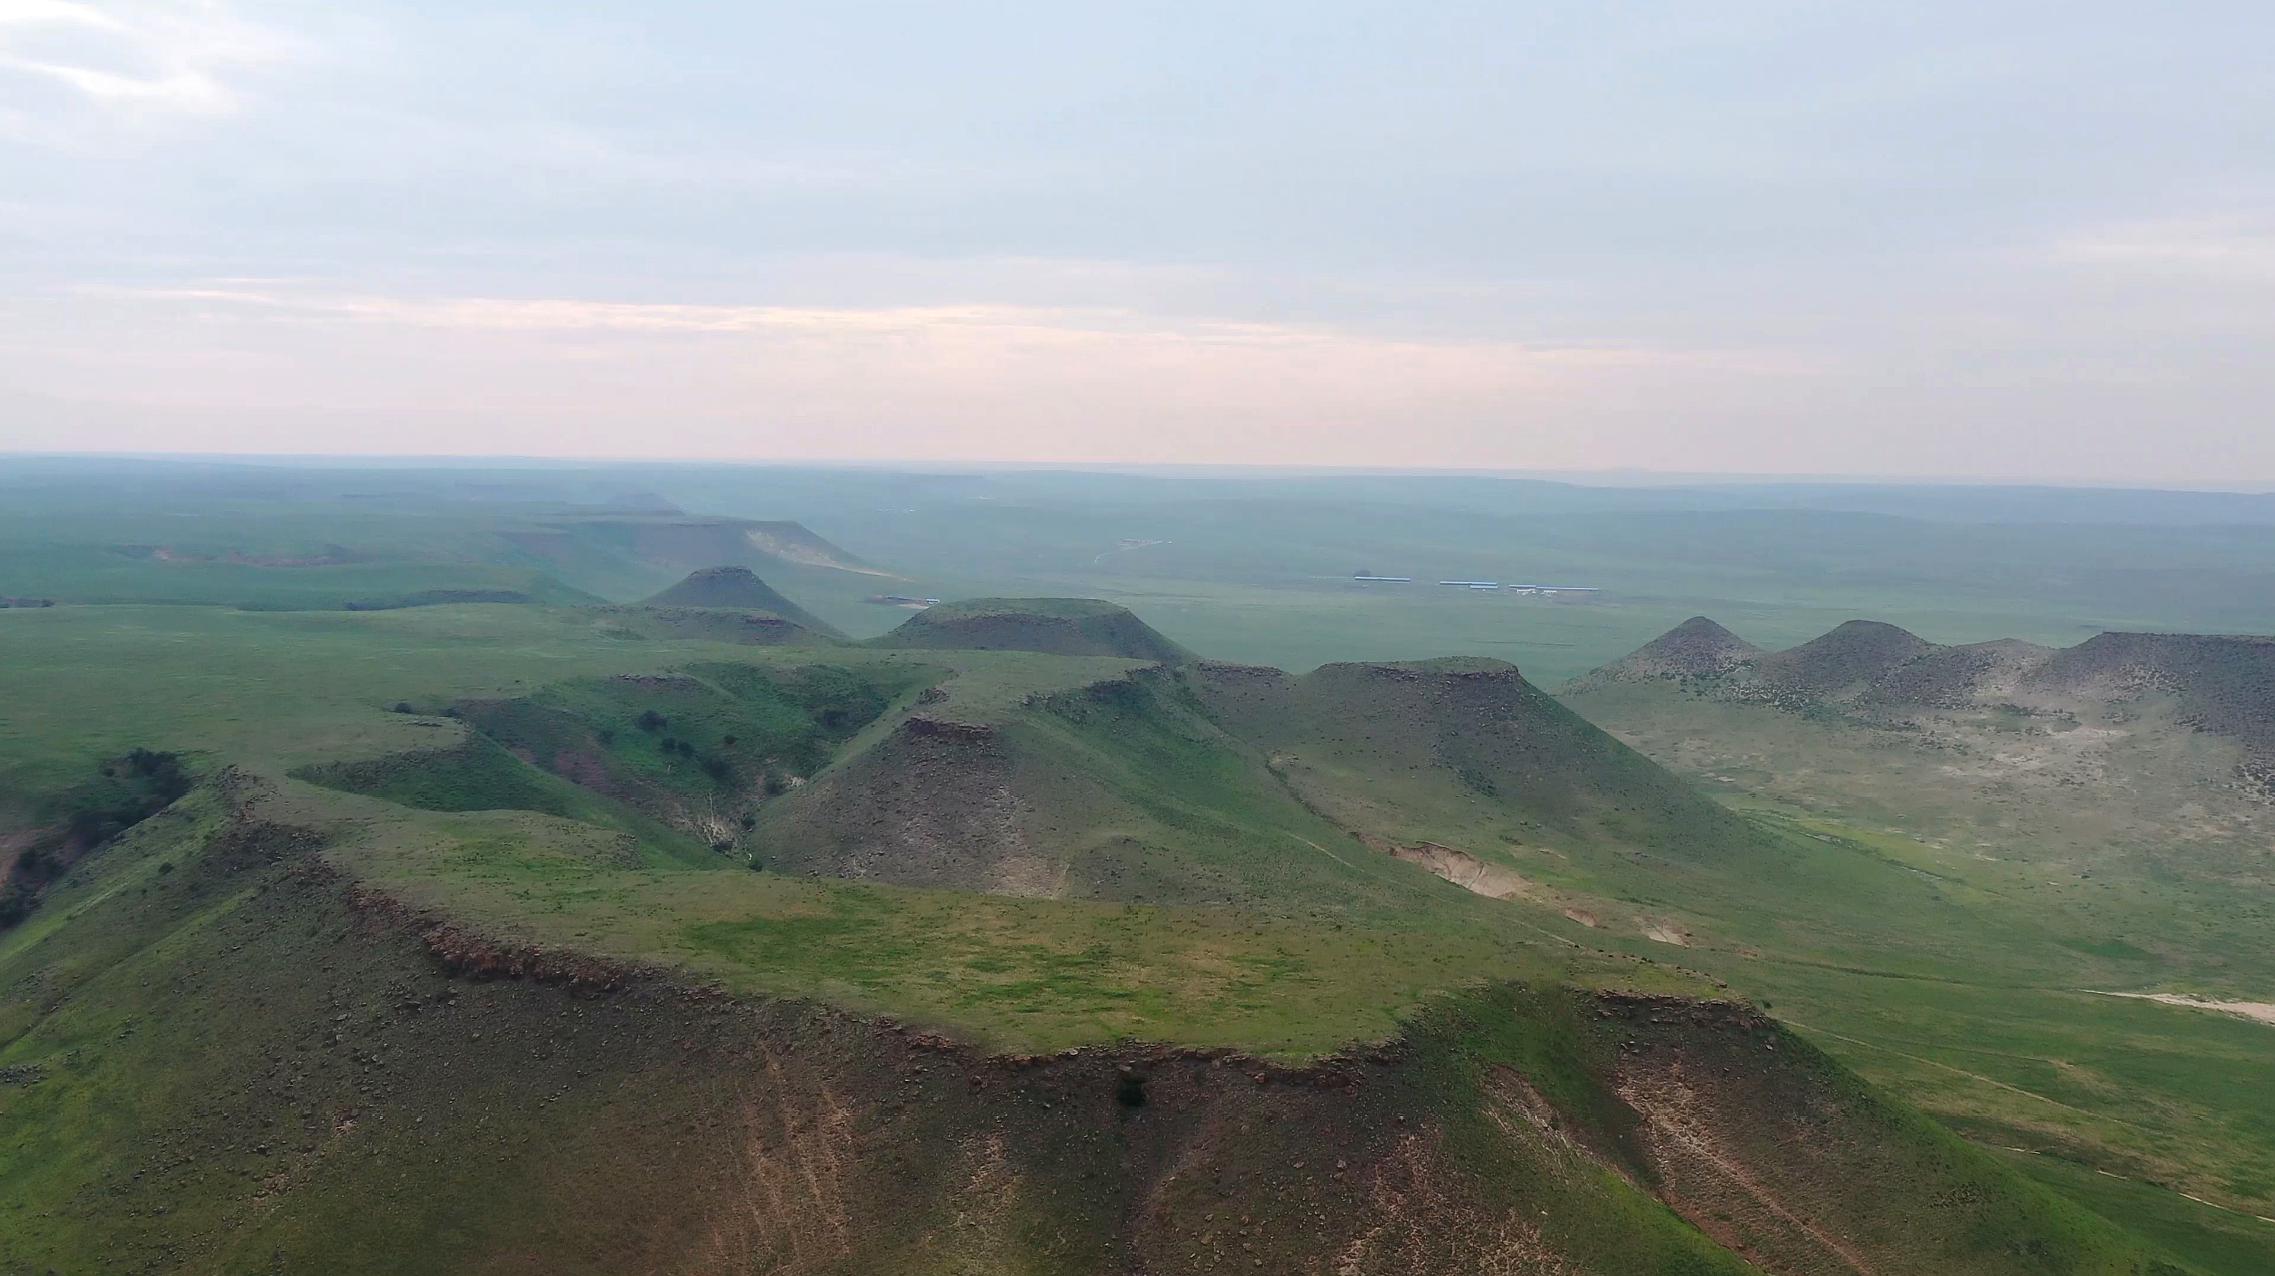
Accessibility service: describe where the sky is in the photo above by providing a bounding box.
[2,1,2271,482]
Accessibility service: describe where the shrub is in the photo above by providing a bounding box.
[636,709,667,732]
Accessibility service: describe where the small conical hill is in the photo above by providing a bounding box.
[1569,616,1760,689]
[1751,619,1937,696]
[639,566,843,638]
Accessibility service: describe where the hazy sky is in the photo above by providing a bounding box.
[3,2,2271,480]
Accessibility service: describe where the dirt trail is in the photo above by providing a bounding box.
[2086,990,2275,1026]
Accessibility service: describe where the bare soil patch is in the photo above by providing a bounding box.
[2088,991,2275,1026]
[1384,841,1536,900]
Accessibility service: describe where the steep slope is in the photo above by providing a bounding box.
[1571,616,1763,689]
[298,663,918,859]
[638,566,845,639]
[2028,632,2275,761]
[0,779,2178,1275]
[1188,657,1776,867]
[869,597,1193,662]
[747,669,1399,907]
[1862,637,2055,707]
[0,747,189,925]
[1750,619,1939,698]
[740,519,895,576]
[752,651,1779,912]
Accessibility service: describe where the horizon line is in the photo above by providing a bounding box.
[4,448,2274,496]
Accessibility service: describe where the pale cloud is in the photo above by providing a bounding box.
[0,0,289,124]
[80,280,1805,371]
[8,280,1825,468]
[2047,215,2275,280]
[0,2,123,31]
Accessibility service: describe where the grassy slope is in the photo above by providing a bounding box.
[0,601,2212,1272]
[0,606,1634,1054]
[0,789,2169,1273]
[1562,677,2275,1271]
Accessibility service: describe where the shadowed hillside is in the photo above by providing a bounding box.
[869,597,1192,662]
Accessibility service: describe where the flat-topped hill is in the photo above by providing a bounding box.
[638,566,843,638]
[2032,631,2275,756]
[868,597,1191,662]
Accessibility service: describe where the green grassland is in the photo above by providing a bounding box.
[0,605,1629,1049]
[10,458,2275,686]
[5,457,2273,1270]
[0,598,2212,1271]
[1559,673,2275,1273]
